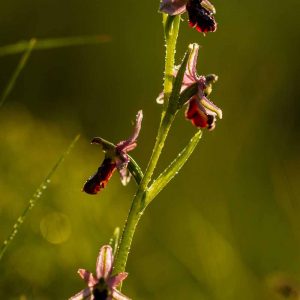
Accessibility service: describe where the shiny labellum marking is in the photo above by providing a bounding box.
[186,0,217,33]
[83,158,116,195]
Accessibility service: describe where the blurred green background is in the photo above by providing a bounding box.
[0,0,300,299]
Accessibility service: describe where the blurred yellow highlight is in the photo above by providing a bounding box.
[40,212,72,244]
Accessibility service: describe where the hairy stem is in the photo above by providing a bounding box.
[162,15,181,115]
[113,15,181,275]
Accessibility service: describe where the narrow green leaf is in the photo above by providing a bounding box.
[0,38,36,109]
[167,47,191,114]
[177,82,198,109]
[0,35,111,57]
[147,130,202,204]
[0,134,80,261]
[127,155,143,185]
[109,227,120,256]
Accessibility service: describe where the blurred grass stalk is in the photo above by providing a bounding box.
[0,35,111,57]
[0,35,111,109]
[0,38,36,109]
[0,134,80,261]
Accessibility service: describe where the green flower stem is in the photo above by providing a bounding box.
[113,106,176,275]
[140,112,175,191]
[162,15,181,114]
[113,15,181,275]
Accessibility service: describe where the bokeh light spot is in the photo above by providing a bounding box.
[40,212,72,244]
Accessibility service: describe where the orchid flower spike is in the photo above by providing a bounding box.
[69,245,130,300]
[83,110,143,194]
[160,0,217,33]
[157,44,222,130]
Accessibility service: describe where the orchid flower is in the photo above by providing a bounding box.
[83,110,143,194]
[69,245,130,300]
[160,0,217,33]
[157,43,222,130]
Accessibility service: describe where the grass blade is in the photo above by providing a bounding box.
[0,134,80,261]
[0,38,36,109]
[0,35,111,57]
[147,130,202,204]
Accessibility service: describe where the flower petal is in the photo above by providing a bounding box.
[118,165,131,186]
[116,110,143,153]
[186,43,199,81]
[200,96,222,119]
[96,245,114,280]
[186,0,217,33]
[185,97,209,128]
[69,288,93,300]
[83,158,117,195]
[78,269,98,287]
[156,91,164,104]
[114,154,131,186]
[201,0,216,14]
[181,44,206,91]
[159,0,187,15]
[107,272,128,288]
[111,288,131,300]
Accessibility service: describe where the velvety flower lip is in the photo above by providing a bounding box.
[186,0,217,33]
[69,245,130,300]
[157,43,222,130]
[83,110,143,194]
[83,158,117,195]
[160,0,217,33]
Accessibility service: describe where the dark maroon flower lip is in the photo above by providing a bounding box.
[83,110,143,195]
[185,97,216,130]
[83,158,117,195]
[157,43,222,131]
[159,0,217,34]
[186,0,217,33]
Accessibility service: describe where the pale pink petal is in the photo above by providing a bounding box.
[69,287,93,300]
[111,288,131,300]
[159,0,187,15]
[117,166,131,186]
[78,269,98,287]
[116,111,143,153]
[114,155,131,186]
[186,43,200,82]
[156,91,165,104]
[122,142,137,152]
[173,65,195,89]
[107,272,128,288]
[200,96,222,119]
[96,245,113,279]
